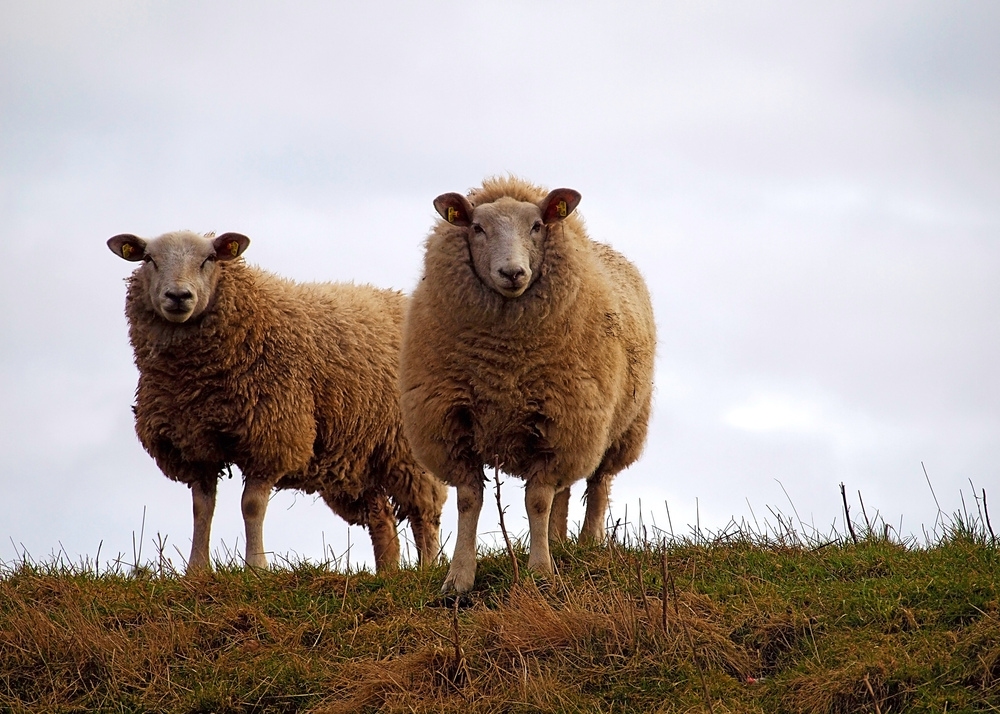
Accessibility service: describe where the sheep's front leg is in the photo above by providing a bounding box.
[525,480,556,575]
[241,477,270,568]
[189,479,217,571]
[442,481,483,594]
[579,472,610,543]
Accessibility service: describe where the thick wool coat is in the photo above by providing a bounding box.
[125,260,443,530]
[400,176,656,493]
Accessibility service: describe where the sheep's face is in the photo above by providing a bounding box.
[108,230,250,323]
[434,188,581,299]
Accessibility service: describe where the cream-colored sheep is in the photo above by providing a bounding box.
[108,230,446,571]
[400,176,656,593]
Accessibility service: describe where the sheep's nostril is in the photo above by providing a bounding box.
[165,289,193,303]
[498,267,526,283]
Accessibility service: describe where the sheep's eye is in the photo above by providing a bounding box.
[202,255,217,268]
[531,220,543,233]
[472,223,485,235]
[143,255,157,269]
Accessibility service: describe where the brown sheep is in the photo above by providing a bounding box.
[108,229,446,572]
[399,176,656,593]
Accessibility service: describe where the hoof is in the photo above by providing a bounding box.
[441,567,475,595]
[526,555,555,576]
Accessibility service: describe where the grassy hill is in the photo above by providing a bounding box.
[2,506,998,713]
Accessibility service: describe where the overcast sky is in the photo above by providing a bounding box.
[2,1,997,571]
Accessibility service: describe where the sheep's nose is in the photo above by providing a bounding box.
[165,289,193,302]
[498,267,526,283]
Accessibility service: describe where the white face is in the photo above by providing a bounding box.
[110,230,248,323]
[140,232,223,323]
[468,198,546,299]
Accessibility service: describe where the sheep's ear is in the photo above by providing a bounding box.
[433,192,474,227]
[212,232,250,261]
[540,188,582,224]
[108,234,147,262]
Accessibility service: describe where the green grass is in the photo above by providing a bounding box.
[2,506,998,713]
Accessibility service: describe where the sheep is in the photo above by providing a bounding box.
[107,229,447,572]
[399,176,656,593]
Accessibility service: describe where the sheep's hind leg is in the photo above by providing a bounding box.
[580,402,647,544]
[189,479,217,571]
[525,480,556,575]
[548,487,570,543]
[579,472,610,543]
[408,511,441,568]
[386,466,445,568]
[442,480,483,594]
[367,491,401,572]
[241,477,271,569]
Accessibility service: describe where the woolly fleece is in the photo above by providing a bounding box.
[112,230,445,571]
[400,177,655,592]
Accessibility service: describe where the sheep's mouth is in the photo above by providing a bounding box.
[161,304,195,322]
[496,284,528,299]
[493,273,531,298]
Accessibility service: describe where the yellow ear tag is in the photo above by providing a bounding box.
[121,243,133,259]
[557,200,567,217]
[447,207,459,224]
[228,241,240,257]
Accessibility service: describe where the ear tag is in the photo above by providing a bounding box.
[447,207,459,224]
[121,243,133,259]
[228,241,240,257]
[557,200,567,217]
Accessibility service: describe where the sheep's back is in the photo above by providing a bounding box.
[589,241,656,438]
[268,279,415,495]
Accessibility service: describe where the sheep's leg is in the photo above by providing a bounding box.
[241,477,270,568]
[188,480,217,571]
[408,511,441,568]
[442,481,483,594]
[525,480,556,575]
[386,467,444,568]
[367,491,401,572]
[548,487,571,543]
[579,472,610,543]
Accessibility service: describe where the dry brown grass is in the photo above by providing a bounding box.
[1,506,998,713]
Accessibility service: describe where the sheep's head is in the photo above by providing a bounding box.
[108,230,250,323]
[434,188,581,299]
